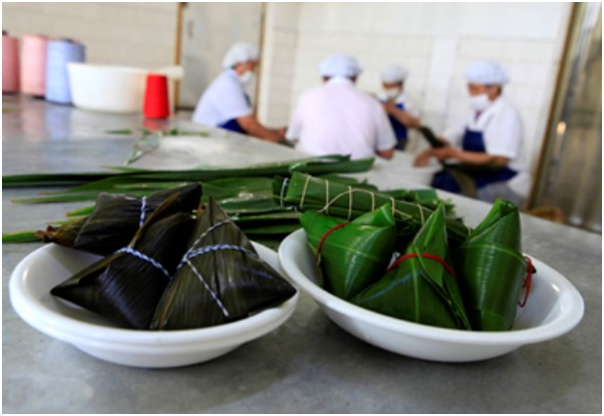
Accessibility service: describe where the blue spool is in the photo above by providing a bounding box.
[45,39,85,105]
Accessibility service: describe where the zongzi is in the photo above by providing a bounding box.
[151,197,297,330]
[352,205,471,330]
[51,194,195,329]
[453,199,528,331]
[300,204,397,300]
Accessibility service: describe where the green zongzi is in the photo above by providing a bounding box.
[300,204,397,300]
[352,205,471,330]
[453,199,529,331]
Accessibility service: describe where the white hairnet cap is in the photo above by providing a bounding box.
[222,42,259,69]
[319,54,363,78]
[465,61,509,85]
[380,65,408,83]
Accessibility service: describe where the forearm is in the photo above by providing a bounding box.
[389,107,421,129]
[237,116,282,143]
[447,148,509,167]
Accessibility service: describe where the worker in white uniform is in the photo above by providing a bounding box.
[192,42,285,143]
[285,53,396,160]
[378,65,421,151]
[414,61,530,206]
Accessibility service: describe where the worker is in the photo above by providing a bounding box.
[414,61,530,206]
[192,42,285,143]
[285,53,396,160]
[379,64,421,151]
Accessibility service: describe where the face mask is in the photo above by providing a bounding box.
[469,93,491,111]
[383,88,401,100]
[238,71,254,85]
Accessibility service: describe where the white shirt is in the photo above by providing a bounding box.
[286,77,396,159]
[192,70,252,126]
[443,96,530,196]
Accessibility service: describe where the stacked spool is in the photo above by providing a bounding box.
[45,39,86,104]
[20,35,48,97]
[2,31,20,93]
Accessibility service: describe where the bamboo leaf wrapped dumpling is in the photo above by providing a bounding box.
[453,198,528,331]
[72,183,201,255]
[51,194,195,329]
[351,205,471,330]
[151,197,297,330]
[299,204,397,300]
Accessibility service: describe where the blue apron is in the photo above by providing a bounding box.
[385,102,408,150]
[218,93,252,134]
[432,128,518,193]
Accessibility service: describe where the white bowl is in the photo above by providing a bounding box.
[9,243,298,368]
[279,229,584,362]
[67,63,181,114]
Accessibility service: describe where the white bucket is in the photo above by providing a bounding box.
[68,63,182,114]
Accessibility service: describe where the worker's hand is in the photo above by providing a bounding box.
[432,147,458,161]
[275,127,288,139]
[413,149,433,167]
[382,101,397,115]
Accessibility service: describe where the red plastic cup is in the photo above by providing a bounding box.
[143,73,170,119]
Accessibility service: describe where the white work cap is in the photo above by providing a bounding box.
[465,61,509,85]
[222,42,259,69]
[319,53,363,78]
[380,65,408,83]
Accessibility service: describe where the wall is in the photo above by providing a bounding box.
[260,2,573,169]
[2,2,177,69]
[257,3,300,126]
[179,3,263,108]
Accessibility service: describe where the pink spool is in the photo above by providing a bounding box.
[21,35,48,96]
[2,33,20,93]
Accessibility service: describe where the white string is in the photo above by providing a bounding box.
[115,247,171,278]
[138,196,147,228]
[279,177,289,208]
[184,258,230,317]
[347,186,353,220]
[417,204,425,225]
[325,180,330,215]
[299,175,312,209]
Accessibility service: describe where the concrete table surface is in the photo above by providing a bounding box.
[2,96,601,413]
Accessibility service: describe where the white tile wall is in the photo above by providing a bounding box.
[2,2,178,69]
[259,2,572,176]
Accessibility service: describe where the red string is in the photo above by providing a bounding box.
[386,252,458,278]
[315,221,351,262]
[518,256,534,307]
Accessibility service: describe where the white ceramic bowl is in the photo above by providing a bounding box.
[279,229,584,362]
[67,63,181,114]
[10,242,298,368]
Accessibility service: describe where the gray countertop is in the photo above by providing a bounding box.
[2,96,601,413]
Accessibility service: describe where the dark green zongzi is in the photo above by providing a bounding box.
[51,194,195,329]
[151,197,297,330]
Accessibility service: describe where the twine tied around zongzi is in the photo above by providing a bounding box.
[172,218,259,318]
[386,252,458,278]
[139,196,147,228]
[114,246,172,278]
[315,221,351,264]
[518,256,534,307]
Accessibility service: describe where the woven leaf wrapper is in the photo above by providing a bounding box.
[300,204,397,300]
[453,199,527,331]
[72,183,201,255]
[275,172,470,246]
[351,205,471,330]
[151,197,297,330]
[51,194,195,329]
